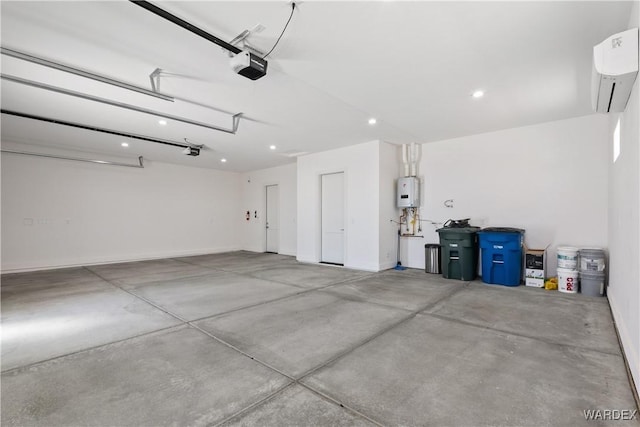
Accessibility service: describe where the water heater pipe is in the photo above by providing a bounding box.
[410,142,417,177]
[401,144,409,177]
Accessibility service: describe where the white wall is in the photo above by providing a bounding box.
[297,140,382,271]
[607,1,639,397]
[379,141,400,270]
[401,114,610,274]
[1,153,242,272]
[240,163,297,256]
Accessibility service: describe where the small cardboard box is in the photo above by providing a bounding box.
[525,249,546,287]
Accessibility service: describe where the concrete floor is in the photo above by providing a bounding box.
[1,252,638,426]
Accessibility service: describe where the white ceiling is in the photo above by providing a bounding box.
[0,1,633,172]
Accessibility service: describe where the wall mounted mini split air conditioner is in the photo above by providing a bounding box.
[592,28,638,113]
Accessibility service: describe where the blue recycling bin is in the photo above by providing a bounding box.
[478,227,524,286]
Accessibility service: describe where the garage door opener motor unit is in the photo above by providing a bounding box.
[230,51,268,81]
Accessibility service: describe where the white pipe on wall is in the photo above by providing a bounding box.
[402,144,409,177]
[410,142,417,176]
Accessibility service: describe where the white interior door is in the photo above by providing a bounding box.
[265,185,279,253]
[321,172,345,265]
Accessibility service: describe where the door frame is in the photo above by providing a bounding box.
[264,183,279,253]
[319,170,347,266]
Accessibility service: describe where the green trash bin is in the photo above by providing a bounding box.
[436,227,480,280]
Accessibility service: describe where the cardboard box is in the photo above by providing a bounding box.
[525,268,544,287]
[526,250,544,269]
[525,249,545,287]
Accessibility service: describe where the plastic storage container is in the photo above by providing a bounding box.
[436,227,480,280]
[557,246,579,270]
[580,270,605,297]
[478,227,524,286]
[557,268,579,294]
[580,248,606,272]
[424,244,441,274]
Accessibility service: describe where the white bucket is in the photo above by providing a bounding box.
[557,246,579,270]
[580,248,606,272]
[557,268,579,294]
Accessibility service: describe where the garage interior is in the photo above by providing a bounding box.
[1,1,639,426]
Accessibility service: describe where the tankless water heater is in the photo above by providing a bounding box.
[397,177,420,208]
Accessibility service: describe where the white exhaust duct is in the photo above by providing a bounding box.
[402,144,409,177]
[401,143,421,177]
[410,143,417,177]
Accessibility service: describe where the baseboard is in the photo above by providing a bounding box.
[1,246,242,274]
[295,257,383,272]
[345,264,381,272]
[278,250,297,257]
[379,261,399,271]
[609,294,640,404]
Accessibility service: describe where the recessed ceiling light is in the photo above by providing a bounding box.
[471,90,485,98]
[368,118,377,125]
[269,145,277,150]
[220,158,227,163]
[121,142,129,147]
[158,119,167,125]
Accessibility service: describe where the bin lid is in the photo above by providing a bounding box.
[425,243,441,248]
[442,218,471,228]
[479,227,524,234]
[436,227,480,234]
